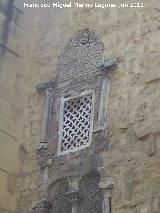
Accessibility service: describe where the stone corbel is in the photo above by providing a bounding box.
[99,57,117,73]
[31,198,52,213]
[36,80,55,150]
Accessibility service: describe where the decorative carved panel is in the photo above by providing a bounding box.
[79,172,103,213]
[57,29,104,82]
[51,193,71,213]
[48,180,72,213]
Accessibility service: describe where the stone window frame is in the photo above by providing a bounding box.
[57,89,95,155]
[36,57,117,153]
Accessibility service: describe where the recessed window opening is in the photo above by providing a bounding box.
[58,91,95,155]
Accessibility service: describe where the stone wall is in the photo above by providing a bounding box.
[0,0,160,212]
[0,0,34,211]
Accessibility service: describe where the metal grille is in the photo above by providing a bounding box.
[59,92,94,154]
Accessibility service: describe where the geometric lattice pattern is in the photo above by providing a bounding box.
[79,172,103,213]
[59,93,93,153]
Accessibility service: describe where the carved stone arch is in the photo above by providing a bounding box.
[78,171,104,213]
[57,29,104,82]
[47,179,72,213]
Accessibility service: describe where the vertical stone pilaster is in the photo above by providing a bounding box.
[36,80,55,150]
[97,76,111,128]
[40,87,54,146]
[97,57,117,129]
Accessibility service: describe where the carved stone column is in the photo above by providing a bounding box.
[36,80,55,149]
[42,167,49,197]
[99,178,114,213]
[68,180,80,213]
[67,191,79,213]
[72,205,77,213]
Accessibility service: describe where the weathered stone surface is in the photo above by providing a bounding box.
[139,207,148,213]
[150,197,160,213]
[147,134,156,157]
[133,120,152,139]
[0,0,160,213]
[31,199,52,212]
[143,66,160,84]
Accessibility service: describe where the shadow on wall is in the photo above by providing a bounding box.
[0,0,23,57]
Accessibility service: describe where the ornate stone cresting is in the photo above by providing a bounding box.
[79,171,103,213]
[57,29,104,82]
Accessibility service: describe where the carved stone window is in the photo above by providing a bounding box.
[36,30,117,156]
[58,91,95,155]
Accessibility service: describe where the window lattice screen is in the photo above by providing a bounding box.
[59,92,94,154]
